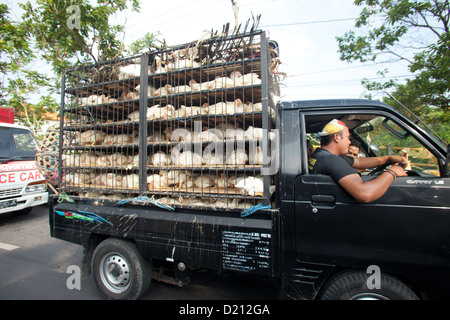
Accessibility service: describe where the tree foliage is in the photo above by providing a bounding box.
[337,0,449,141]
[0,3,57,130]
[1,0,158,130]
[19,0,142,75]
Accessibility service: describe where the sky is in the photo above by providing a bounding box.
[4,0,412,103]
[112,0,411,102]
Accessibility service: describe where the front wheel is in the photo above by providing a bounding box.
[92,238,151,300]
[319,270,419,300]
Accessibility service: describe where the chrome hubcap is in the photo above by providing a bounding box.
[99,253,131,294]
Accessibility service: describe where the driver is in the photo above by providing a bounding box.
[308,119,408,203]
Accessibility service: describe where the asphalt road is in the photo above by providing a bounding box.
[0,204,278,300]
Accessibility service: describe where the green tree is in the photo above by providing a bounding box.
[0,3,57,132]
[1,0,158,132]
[337,0,449,141]
[19,0,142,76]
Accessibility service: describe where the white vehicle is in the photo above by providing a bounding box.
[0,122,48,215]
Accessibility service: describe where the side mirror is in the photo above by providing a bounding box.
[369,143,380,156]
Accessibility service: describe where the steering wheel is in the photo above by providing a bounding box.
[368,163,390,176]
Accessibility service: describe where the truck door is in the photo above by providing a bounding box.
[294,111,450,297]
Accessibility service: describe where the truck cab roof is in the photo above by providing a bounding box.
[0,122,32,131]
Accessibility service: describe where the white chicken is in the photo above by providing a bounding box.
[64,172,89,185]
[226,149,248,166]
[207,99,243,115]
[189,79,211,92]
[242,73,262,86]
[225,128,245,140]
[135,84,156,97]
[147,104,175,120]
[103,134,116,145]
[78,130,106,146]
[177,105,207,118]
[117,64,141,79]
[201,128,223,142]
[117,64,152,79]
[111,153,131,167]
[167,170,192,187]
[202,152,225,166]
[147,132,166,143]
[167,128,190,142]
[147,170,168,189]
[122,174,139,189]
[172,85,192,94]
[96,154,112,167]
[118,90,140,101]
[154,60,167,74]
[235,176,264,196]
[244,102,263,113]
[113,134,134,145]
[251,146,265,165]
[94,173,123,188]
[76,96,89,106]
[154,84,172,96]
[151,151,172,166]
[194,175,215,188]
[209,76,235,89]
[62,153,81,167]
[229,71,262,86]
[166,55,185,71]
[103,134,134,145]
[86,94,107,106]
[127,109,142,122]
[244,126,276,141]
[172,150,203,167]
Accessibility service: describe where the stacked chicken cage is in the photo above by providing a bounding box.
[58,30,280,211]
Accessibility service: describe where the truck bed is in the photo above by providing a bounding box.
[50,197,280,277]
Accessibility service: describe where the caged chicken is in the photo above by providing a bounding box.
[147,170,169,189]
[77,130,106,146]
[151,151,172,166]
[235,176,264,196]
[226,149,248,166]
[121,174,140,189]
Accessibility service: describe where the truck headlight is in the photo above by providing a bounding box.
[25,183,47,193]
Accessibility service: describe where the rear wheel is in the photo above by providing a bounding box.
[92,238,151,300]
[319,270,419,300]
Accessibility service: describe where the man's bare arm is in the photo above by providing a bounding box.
[338,165,406,203]
[353,155,407,170]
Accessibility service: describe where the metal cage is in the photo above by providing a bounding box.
[58,30,279,211]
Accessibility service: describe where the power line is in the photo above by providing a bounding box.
[261,17,357,28]
[282,74,411,89]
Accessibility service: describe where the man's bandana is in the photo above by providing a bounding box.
[320,119,347,136]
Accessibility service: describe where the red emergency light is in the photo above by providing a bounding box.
[0,107,14,124]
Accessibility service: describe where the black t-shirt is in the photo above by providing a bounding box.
[308,147,358,182]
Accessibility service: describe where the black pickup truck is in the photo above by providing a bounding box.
[49,30,449,300]
[50,98,450,300]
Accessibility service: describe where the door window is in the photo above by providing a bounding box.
[354,116,440,176]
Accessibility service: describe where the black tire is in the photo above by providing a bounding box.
[319,270,419,300]
[91,238,151,300]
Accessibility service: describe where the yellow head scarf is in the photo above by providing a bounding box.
[320,119,347,136]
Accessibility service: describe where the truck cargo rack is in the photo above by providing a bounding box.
[58,30,280,211]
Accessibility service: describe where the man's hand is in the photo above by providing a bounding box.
[388,165,407,177]
[388,155,408,167]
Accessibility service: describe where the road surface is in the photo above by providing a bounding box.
[0,204,278,300]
